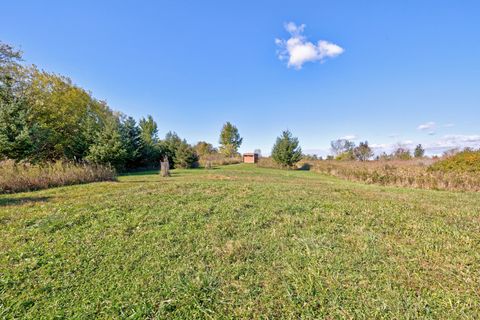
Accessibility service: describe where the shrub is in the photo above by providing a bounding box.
[429,150,480,173]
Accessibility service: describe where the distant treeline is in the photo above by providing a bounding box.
[0,41,242,171]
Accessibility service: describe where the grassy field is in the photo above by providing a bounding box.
[1,164,479,319]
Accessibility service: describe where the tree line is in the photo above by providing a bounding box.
[0,41,243,170]
[0,40,433,171]
[329,139,425,161]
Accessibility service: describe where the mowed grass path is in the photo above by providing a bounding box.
[1,164,479,319]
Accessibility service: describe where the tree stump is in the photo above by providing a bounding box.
[160,156,170,177]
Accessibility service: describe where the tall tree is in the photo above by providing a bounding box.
[121,116,142,168]
[414,144,425,158]
[330,139,355,156]
[219,122,242,157]
[353,141,374,161]
[138,115,160,166]
[0,97,34,160]
[86,117,127,170]
[393,145,412,160]
[0,41,22,66]
[194,141,216,157]
[174,140,198,168]
[271,130,302,168]
[139,115,158,145]
[160,131,185,168]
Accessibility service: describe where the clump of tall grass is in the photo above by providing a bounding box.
[198,154,242,168]
[257,157,480,192]
[0,160,117,194]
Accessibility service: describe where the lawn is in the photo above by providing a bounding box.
[1,164,479,319]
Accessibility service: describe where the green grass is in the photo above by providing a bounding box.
[1,164,479,319]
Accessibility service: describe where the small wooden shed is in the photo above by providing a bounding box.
[243,153,259,164]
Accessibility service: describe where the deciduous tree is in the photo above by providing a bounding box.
[219,122,242,157]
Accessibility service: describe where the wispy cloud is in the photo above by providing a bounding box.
[275,22,344,69]
[370,135,480,156]
[417,121,436,131]
[340,134,357,140]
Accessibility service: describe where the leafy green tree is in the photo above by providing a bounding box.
[393,146,412,160]
[23,67,113,160]
[0,41,22,66]
[86,117,127,170]
[194,141,216,157]
[414,144,425,158]
[271,130,302,168]
[219,122,242,157]
[335,151,355,161]
[353,141,374,161]
[330,139,355,156]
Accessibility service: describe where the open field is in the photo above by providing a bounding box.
[1,164,479,318]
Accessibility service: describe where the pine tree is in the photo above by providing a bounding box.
[0,97,34,160]
[271,130,302,168]
[121,116,142,168]
[414,144,425,158]
[86,118,127,170]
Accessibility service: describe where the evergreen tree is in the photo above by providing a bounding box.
[138,115,160,167]
[174,140,198,168]
[0,97,34,160]
[414,144,425,158]
[271,130,302,168]
[86,118,127,170]
[161,131,182,167]
[121,116,142,168]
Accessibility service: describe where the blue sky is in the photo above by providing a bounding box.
[2,0,479,156]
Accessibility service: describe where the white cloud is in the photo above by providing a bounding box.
[340,134,357,140]
[443,134,480,143]
[443,123,455,128]
[275,22,344,69]
[417,121,436,131]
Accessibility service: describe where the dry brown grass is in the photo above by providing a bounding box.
[198,154,242,168]
[0,160,116,194]
[258,157,480,192]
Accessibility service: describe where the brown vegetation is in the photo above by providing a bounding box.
[198,154,242,168]
[0,160,116,194]
[258,157,480,192]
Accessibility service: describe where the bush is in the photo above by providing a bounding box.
[429,150,480,173]
[0,160,116,193]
